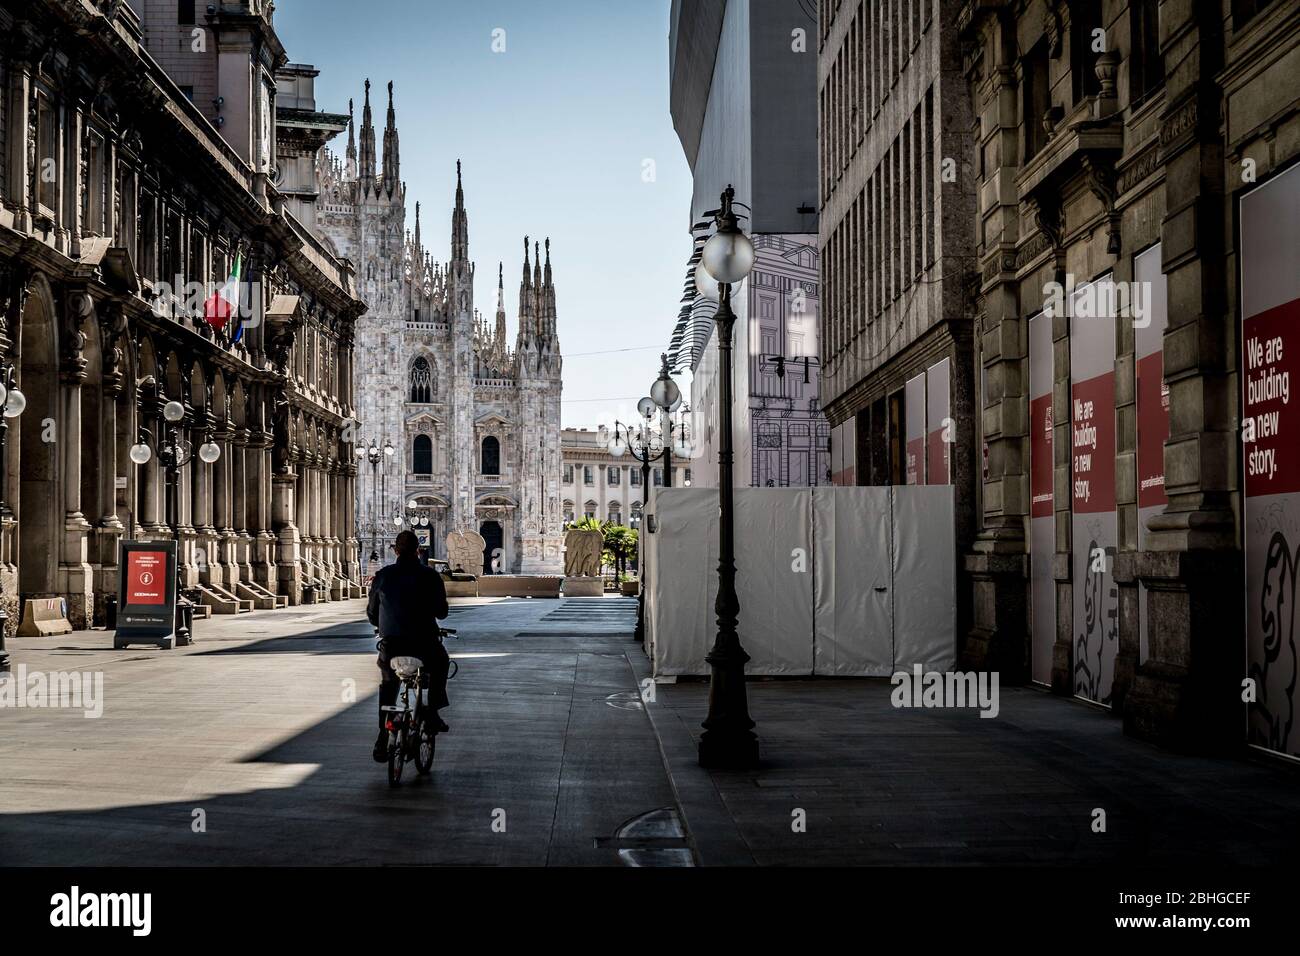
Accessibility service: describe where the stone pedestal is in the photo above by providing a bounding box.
[1124,549,1245,755]
[563,576,603,597]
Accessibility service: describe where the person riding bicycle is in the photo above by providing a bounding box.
[367,530,451,762]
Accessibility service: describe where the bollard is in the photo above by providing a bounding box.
[104,594,118,632]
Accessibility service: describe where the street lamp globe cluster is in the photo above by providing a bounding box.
[127,395,222,646]
[604,353,693,644]
[0,365,27,671]
[694,183,759,770]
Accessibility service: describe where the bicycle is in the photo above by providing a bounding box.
[378,627,457,787]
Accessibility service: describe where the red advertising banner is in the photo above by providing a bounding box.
[1071,371,1118,514]
[925,358,951,485]
[1029,310,1055,685]
[126,550,167,605]
[904,373,925,485]
[1241,163,1300,758]
[1134,242,1170,667]
[1243,298,1300,498]
[1030,392,1053,519]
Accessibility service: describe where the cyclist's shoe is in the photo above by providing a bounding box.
[372,729,388,762]
[432,715,450,734]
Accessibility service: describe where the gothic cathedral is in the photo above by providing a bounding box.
[315,80,564,574]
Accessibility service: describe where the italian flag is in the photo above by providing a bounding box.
[204,252,242,333]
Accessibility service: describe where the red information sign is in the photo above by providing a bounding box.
[127,551,167,605]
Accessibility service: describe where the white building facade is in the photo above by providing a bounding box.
[314,81,564,575]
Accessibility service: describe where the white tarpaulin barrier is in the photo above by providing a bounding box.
[647,486,956,677]
[648,489,814,676]
[812,487,893,675]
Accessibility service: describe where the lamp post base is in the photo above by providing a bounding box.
[698,646,759,769]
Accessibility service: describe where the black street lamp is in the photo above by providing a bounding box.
[359,438,394,570]
[606,363,692,644]
[693,184,759,769]
[129,398,221,646]
[0,362,27,672]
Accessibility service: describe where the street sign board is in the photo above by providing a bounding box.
[114,541,177,650]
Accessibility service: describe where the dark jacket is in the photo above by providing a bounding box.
[367,556,449,654]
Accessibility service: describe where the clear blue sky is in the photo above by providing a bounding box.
[273,0,694,429]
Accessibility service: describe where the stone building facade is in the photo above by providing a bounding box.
[953,0,1299,757]
[0,0,365,633]
[667,0,829,490]
[314,82,564,575]
[560,426,690,529]
[817,0,979,667]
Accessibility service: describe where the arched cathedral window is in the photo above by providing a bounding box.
[481,436,500,476]
[413,435,433,475]
[409,356,434,403]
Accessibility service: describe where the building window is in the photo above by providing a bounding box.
[138,189,157,279]
[630,469,642,487]
[608,466,620,485]
[685,468,692,485]
[1233,0,1278,28]
[1022,40,1051,161]
[653,468,663,487]
[84,130,105,236]
[563,464,574,484]
[1130,0,1163,106]
[413,435,433,475]
[178,0,196,25]
[1070,7,1103,104]
[409,356,433,402]
[36,94,57,212]
[481,436,500,476]
[118,168,137,253]
[583,465,594,486]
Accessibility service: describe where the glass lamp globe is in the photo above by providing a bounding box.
[408,500,419,509]
[129,443,152,465]
[651,374,681,412]
[607,437,626,458]
[673,439,693,459]
[1,388,24,418]
[393,515,404,527]
[694,260,721,302]
[355,446,366,458]
[419,516,429,527]
[0,381,6,410]
[163,400,185,423]
[383,443,395,457]
[637,397,656,419]
[199,441,221,464]
[702,227,755,283]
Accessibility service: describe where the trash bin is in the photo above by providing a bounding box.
[105,594,118,631]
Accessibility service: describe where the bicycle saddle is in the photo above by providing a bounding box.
[390,656,423,679]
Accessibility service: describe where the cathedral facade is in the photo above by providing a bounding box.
[314,81,564,575]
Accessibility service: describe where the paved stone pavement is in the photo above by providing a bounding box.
[0,595,681,866]
[638,664,1300,866]
[2,595,1297,867]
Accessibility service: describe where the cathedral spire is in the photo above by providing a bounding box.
[543,238,557,338]
[451,160,469,265]
[359,79,376,192]
[414,201,422,258]
[345,97,356,178]
[495,261,507,348]
[382,81,400,197]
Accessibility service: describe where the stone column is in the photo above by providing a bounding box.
[58,291,94,628]
[1127,4,1241,753]
[960,7,1031,680]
